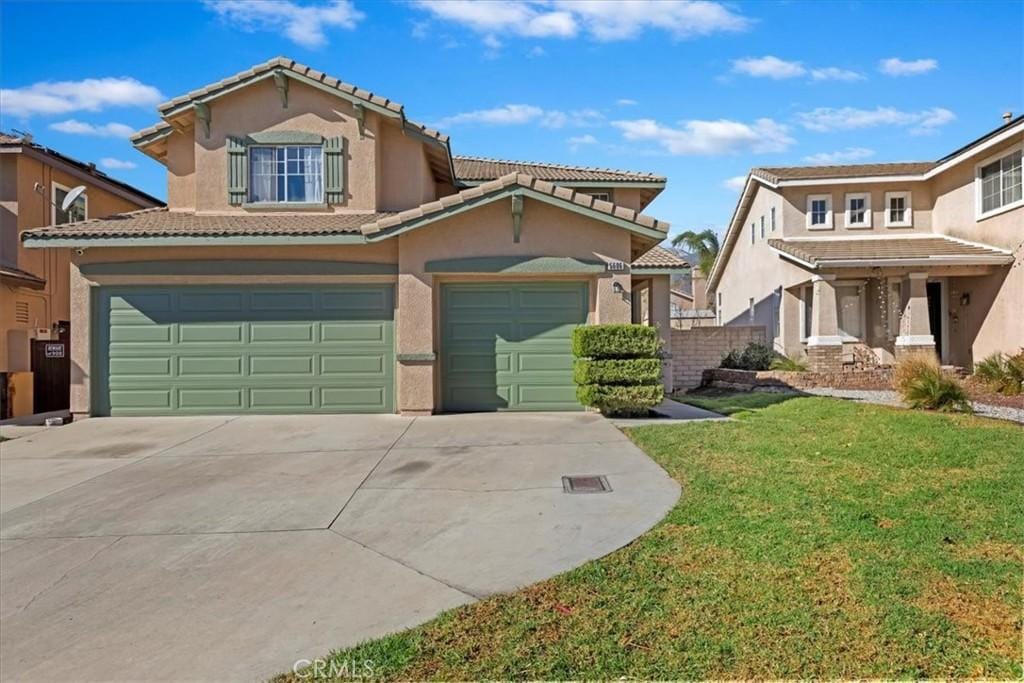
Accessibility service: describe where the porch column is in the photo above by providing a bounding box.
[806,274,843,372]
[895,272,936,362]
[395,271,436,416]
[648,274,673,391]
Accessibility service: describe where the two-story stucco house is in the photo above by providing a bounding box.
[21,57,686,418]
[707,115,1022,373]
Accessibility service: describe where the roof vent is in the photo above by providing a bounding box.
[1003,111,1013,123]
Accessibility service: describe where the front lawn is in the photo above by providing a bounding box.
[282,396,1023,680]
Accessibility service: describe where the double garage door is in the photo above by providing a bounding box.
[94,285,394,415]
[94,282,587,415]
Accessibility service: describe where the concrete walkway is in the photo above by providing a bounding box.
[0,412,678,682]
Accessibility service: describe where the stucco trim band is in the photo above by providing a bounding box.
[80,260,399,277]
[424,256,606,274]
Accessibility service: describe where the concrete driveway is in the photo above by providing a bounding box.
[0,412,679,682]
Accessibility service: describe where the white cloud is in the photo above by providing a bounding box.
[803,147,875,164]
[48,119,136,138]
[100,158,138,170]
[731,56,864,81]
[732,55,805,79]
[616,98,638,106]
[202,0,363,48]
[567,133,598,151]
[723,175,748,192]
[0,78,162,117]
[879,57,938,77]
[809,67,865,82]
[796,106,955,135]
[612,117,794,155]
[527,45,547,58]
[413,0,749,43]
[433,104,602,129]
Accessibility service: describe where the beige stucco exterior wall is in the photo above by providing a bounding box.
[780,181,934,237]
[715,184,810,355]
[375,122,436,211]
[1,153,151,374]
[396,198,633,414]
[165,131,195,211]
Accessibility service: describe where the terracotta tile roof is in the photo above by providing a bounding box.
[752,162,937,184]
[149,56,447,144]
[0,264,46,288]
[0,132,24,144]
[23,172,669,242]
[454,156,666,183]
[22,208,392,240]
[768,236,1014,266]
[631,245,689,269]
[360,172,669,235]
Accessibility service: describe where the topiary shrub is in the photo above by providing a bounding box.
[720,341,776,371]
[974,350,1024,395]
[894,355,972,413]
[572,324,663,417]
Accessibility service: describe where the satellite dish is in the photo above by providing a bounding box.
[61,185,87,212]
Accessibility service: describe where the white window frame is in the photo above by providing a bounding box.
[806,194,833,230]
[800,284,813,341]
[51,181,88,225]
[589,191,613,203]
[844,192,872,229]
[248,145,325,204]
[884,191,913,227]
[974,143,1023,220]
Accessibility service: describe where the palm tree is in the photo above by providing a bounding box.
[672,228,720,277]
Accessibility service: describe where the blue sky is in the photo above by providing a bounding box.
[2,0,1021,238]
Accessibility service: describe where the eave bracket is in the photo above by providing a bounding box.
[273,70,289,109]
[194,102,211,139]
[511,193,524,243]
[353,102,365,139]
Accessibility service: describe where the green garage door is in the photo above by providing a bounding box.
[441,282,588,412]
[94,285,394,415]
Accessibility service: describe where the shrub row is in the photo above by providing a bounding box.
[720,342,776,371]
[576,384,664,418]
[573,358,662,386]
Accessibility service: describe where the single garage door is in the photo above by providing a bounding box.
[94,285,394,415]
[441,282,588,411]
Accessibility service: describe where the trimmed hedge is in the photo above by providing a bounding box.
[574,358,662,386]
[576,384,663,417]
[571,324,661,359]
[572,324,663,416]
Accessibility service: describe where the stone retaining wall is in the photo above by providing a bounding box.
[670,325,767,390]
[701,367,893,392]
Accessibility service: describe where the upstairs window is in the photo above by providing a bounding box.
[977,147,1022,217]
[806,194,833,229]
[845,192,871,228]
[885,191,912,227]
[759,215,765,238]
[249,146,324,204]
[588,191,613,202]
[770,206,776,231]
[52,182,87,225]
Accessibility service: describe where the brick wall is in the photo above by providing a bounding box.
[671,325,767,391]
[702,367,892,391]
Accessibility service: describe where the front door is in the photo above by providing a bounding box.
[926,281,943,360]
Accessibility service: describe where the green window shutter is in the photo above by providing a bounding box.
[324,136,345,204]
[226,136,248,205]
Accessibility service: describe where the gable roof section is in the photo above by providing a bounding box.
[751,162,937,185]
[630,245,689,272]
[454,156,666,185]
[0,132,164,208]
[132,57,455,184]
[768,236,1014,268]
[22,173,668,247]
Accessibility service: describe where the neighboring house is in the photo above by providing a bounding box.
[0,133,162,417]
[21,57,687,418]
[707,115,1022,372]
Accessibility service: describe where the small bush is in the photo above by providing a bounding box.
[894,356,971,413]
[974,350,1024,395]
[573,324,663,416]
[720,342,775,371]
[769,354,809,372]
[572,324,662,359]
[576,384,664,418]
[574,358,662,386]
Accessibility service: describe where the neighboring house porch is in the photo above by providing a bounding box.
[769,236,1015,370]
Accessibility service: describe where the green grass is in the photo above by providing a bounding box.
[279,396,1024,681]
[675,387,801,416]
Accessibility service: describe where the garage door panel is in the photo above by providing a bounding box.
[97,285,394,415]
[110,293,173,313]
[250,291,316,312]
[442,282,587,412]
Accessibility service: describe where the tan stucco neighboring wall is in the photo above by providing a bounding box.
[716,184,810,355]
[1,153,150,373]
[780,181,933,237]
[376,121,436,211]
